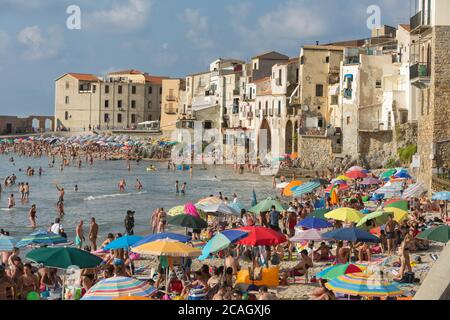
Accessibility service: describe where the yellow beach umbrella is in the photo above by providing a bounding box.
[283,180,303,197]
[197,196,222,206]
[325,207,364,223]
[132,239,201,258]
[383,207,408,223]
[167,206,184,216]
[336,175,351,181]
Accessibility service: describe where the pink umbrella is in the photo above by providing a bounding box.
[184,203,200,218]
[345,171,368,179]
[348,166,364,172]
[360,177,382,185]
[290,229,323,242]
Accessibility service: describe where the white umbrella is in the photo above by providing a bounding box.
[290,229,323,242]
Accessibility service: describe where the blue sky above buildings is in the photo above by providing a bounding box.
[0,0,411,116]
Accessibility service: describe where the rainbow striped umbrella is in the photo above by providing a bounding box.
[325,273,403,297]
[16,231,68,248]
[82,277,156,300]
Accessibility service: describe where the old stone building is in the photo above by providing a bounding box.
[410,0,450,192]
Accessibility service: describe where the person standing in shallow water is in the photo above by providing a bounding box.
[124,211,135,235]
[29,204,37,228]
[89,218,99,251]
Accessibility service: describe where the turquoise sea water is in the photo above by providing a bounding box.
[0,154,274,241]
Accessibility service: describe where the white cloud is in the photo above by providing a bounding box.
[17,25,64,61]
[0,30,9,52]
[0,0,44,10]
[161,42,169,50]
[181,8,214,50]
[86,0,152,33]
[258,1,327,40]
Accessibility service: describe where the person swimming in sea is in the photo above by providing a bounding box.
[7,194,15,209]
[181,182,187,195]
[175,181,180,195]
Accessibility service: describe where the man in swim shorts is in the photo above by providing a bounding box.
[75,220,85,249]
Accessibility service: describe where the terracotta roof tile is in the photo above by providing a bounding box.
[67,73,99,82]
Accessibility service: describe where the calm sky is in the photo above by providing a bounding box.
[0,0,410,116]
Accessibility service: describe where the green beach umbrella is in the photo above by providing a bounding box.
[316,263,365,280]
[357,210,407,227]
[26,247,103,270]
[168,214,208,229]
[385,200,409,212]
[380,169,397,179]
[416,226,450,244]
[248,197,288,214]
[308,208,331,220]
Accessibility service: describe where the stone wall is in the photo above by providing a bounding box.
[417,26,450,193]
[359,131,396,169]
[298,135,332,170]
[396,122,418,149]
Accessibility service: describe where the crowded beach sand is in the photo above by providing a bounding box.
[0,134,449,301]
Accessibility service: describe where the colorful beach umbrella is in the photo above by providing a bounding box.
[383,207,408,222]
[283,180,303,197]
[132,239,201,258]
[167,206,184,216]
[394,170,412,179]
[184,203,200,217]
[228,202,246,213]
[236,226,286,246]
[431,191,450,201]
[384,199,409,212]
[0,236,16,252]
[291,181,321,197]
[356,210,407,227]
[360,177,382,186]
[347,166,365,172]
[16,231,68,248]
[26,247,102,269]
[82,277,156,300]
[325,183,349,193]
[168,214,208,229]
[325,208,364,223]
[401,183,426,199]
[317,264,364,280]
[345,171,368,179]
[289,229,323,242]
[196,202,239,216]
[322,227,380,243]
[103,235,144,250]
[199,230,249,260]
[133,233,191,247]
[248,197,288,214]
[416,226,450,244]
[196,196,222,206]
[296,217,333,229]
[325,273,403,297]
[380,169,397,180]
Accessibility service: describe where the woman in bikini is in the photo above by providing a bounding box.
[29,204,37,228]
[18,263,39,300]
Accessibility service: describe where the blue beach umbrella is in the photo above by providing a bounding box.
[199,230,249,260]
[0,236,16,252]
[16,231,68,248]
[394,170,412,179]
[103,235,143,250]
[228,202,246,213]
[296,217,332,229]
[322,227,380,243]
[431,191,450,201]
[251,189,258,207]
[133,233,191,247]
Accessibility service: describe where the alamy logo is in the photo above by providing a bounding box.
[66,5,81,30]
[367,5,381,30]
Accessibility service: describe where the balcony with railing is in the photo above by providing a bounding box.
[410,10,430,34]
[164,106,177,114]
[166,95,177,102]
[410,62,431,87]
